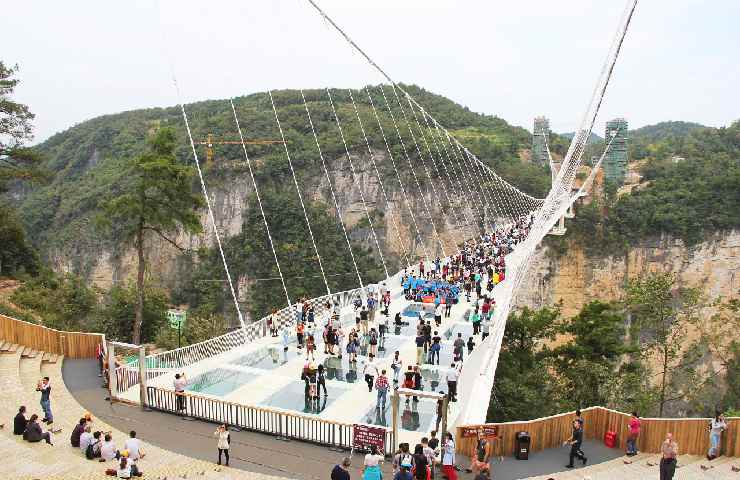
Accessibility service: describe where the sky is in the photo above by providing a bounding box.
[5,0,739,144]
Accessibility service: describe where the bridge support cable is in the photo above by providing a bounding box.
[381,84,447,259]
[300,90,369,291]
[456,0,640,426]
[348,89,412,269]
[461,148,503,225]
[230,100,293,310]
[469,150,526,221]
[431,120,489,233]
[391,90,456,257]
[303,0,544,213]
[173,93,246,330]
[268,90,332,295]
[454,142,496,229]
[414,106,477,239]
[365,86,430,261]
[444,131,495,229]
[422,114,483,236]
[325,88,391,280]
[404,96,473,244]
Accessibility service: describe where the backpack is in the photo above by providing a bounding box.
[86,440,99,460]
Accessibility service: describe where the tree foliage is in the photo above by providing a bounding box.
[98,127,203,343]
[570,121,740,251]
[0,61,46,191]
[9,270,97,331]
[553,301,632,408]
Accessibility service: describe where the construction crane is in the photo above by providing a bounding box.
[194,134,285,163]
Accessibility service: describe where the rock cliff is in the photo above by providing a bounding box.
[515,230,740,316]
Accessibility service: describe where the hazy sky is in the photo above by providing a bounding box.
[5,0,739,144]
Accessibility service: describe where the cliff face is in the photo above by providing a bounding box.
[54,149,476,294]
[515,230,740,316]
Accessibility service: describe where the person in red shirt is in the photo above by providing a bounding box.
[627,411,641,456]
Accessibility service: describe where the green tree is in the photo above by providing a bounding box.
[98,128,203,344]
[488,306,560,422]
[10,270,97,331]
[626,272,700,416]
[554,301,631,408]
[96,283,168,343]
[0,61,46,190]
[0,204,39,276]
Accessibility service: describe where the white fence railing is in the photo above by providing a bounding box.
[114,282,383,396]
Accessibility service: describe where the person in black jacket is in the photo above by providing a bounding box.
[564,420,587,468]
[70,417,86,447]
[13,406,27,435]
[24,414,53,445]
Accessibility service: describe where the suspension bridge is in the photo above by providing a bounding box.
[111,0,637,450]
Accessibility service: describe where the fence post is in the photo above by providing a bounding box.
[138,345,148,410]
[107,341,116,402]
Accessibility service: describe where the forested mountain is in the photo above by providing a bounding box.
[569,120,740,250]
[16,84,547,255]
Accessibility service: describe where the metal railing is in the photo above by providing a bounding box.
[146,386,394,451]
[115,283,381,395]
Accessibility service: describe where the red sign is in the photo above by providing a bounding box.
[353,424,386,453]
[461,425,499,439]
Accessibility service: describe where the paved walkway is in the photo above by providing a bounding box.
[64,358,390,480]
[64,359,630,480]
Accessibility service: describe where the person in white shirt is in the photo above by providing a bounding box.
[101,433,119,461]
[79,425,93,453]
[123,431,145,460]
[363,445,384,480]
[442,432,457,480]
[709,413,727,457]
[446,364,459,402]
[362,354,379,392]
[117,457,132,479]
[173,373,188,412]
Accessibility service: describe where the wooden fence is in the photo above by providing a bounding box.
[0,313,104,358]
[457,406,740,458]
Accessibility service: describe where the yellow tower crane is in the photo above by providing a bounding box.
[194,133,285,163]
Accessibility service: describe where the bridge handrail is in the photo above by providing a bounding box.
[145,385,394,452]
[115,282,383,393]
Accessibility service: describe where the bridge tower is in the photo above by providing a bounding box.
[532,116,550,166]
[604,118,628,185]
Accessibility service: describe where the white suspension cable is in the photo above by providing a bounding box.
[348,88,411,269]
[323,88,388,281]
[442,128,492,229]
[365,85,430,261]
[387,84,447,257]
[267,90,332,295]
[176,96,245,330]
[425,119,480,233]
[304,0,543,207]
[230,99,292,309]
[404,94,470,243]
[420,111,478,237]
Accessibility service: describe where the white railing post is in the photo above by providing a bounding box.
[107,341,116,402]
[138,345,147,410]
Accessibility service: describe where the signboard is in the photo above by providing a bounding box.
[167,310,186,330]
[353,424,386,453]
[461,425,499,439]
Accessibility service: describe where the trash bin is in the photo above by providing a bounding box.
[515,431,531,460]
